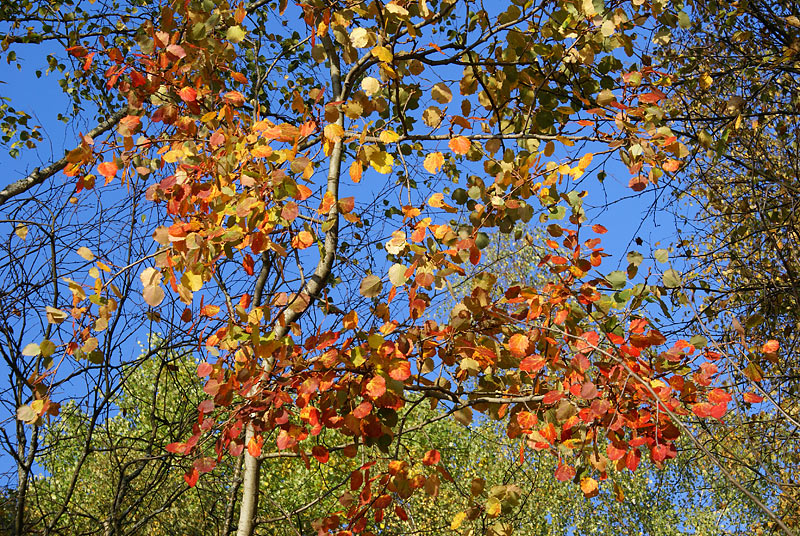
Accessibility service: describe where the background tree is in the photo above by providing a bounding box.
[655,1,800,531]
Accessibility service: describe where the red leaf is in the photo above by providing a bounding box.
[691,402,712,418]
[353,401,372,419]
[184,468,199,487]
[130,70,146,87]
[607,444,626,461]
[422,449,441,466]
[625,448,641,471]
[198,399,215,414]
[591,224,607,234]
[166,44,187,59]
[388,359,411,381]
[395,505,409,521]
[312,445,330,463]
[166,442,185,454]
[629,175,648,191]
[520,355,546,373]
[516,411,537,429]
[193,457,216,473]
[542,391,563,405]
[197,362,213,377]
[178,87,197,102]
[554,463,576,481]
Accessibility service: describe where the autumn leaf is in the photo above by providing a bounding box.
[762,340,779,353]
[554,463,576,481]
[431,83,452,104]
[422,449,441,466]
[580,477,599,497]
[311,445,329,463]
[359,274,382,297]
[508,333,529,358]
[423,152,444,173]
[291,231,315,250]
[178,87,197,102]
[448,136,471,155]
[97,161,118,179]
[183,468,199,487]
[365,375,386,398]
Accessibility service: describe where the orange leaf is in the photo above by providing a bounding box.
[350,161,363,183]
[365,375,386,399]
[296,184,312,200]
[343,310,358,330]
[592,224,608,234]
[448,136,471,155]
[580,477,599,497]
[223,91,245,106]
[292,231,315,249]
[743,392,764,403]
[762,340,779,353]
[422,449,441,466]
[178,87,197,102]
[247,435,263,457]
[508,333,529,358]
[98,161,118,179]
[423,152,444,174]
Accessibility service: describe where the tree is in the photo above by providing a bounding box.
[1,0,793,535]
[26,339,767,536]
[653,1,800,531]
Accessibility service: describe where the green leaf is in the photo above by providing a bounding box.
[606,271,627,289]
[654,249,669,263]
[662,269,682,288]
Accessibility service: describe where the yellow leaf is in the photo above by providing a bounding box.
[14,224,27,241]
[361,76,380,96]
[77,246,95,261]
[578,152,593,170]
[380,130,400,143]
[31,399,44,414]
[428,192,445,208]
[699,72,713,90]
[450,512,466,530]
[350,27,370,48]
[486,497,502,517]
[423,152,444,174]
[372,46,393,63]
[369,151,394,174]
[324,123,344,141]
[182,271,203,292]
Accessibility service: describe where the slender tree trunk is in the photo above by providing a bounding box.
[235,425,261,536]
[15,424,38,536]
[234,32,344,536]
